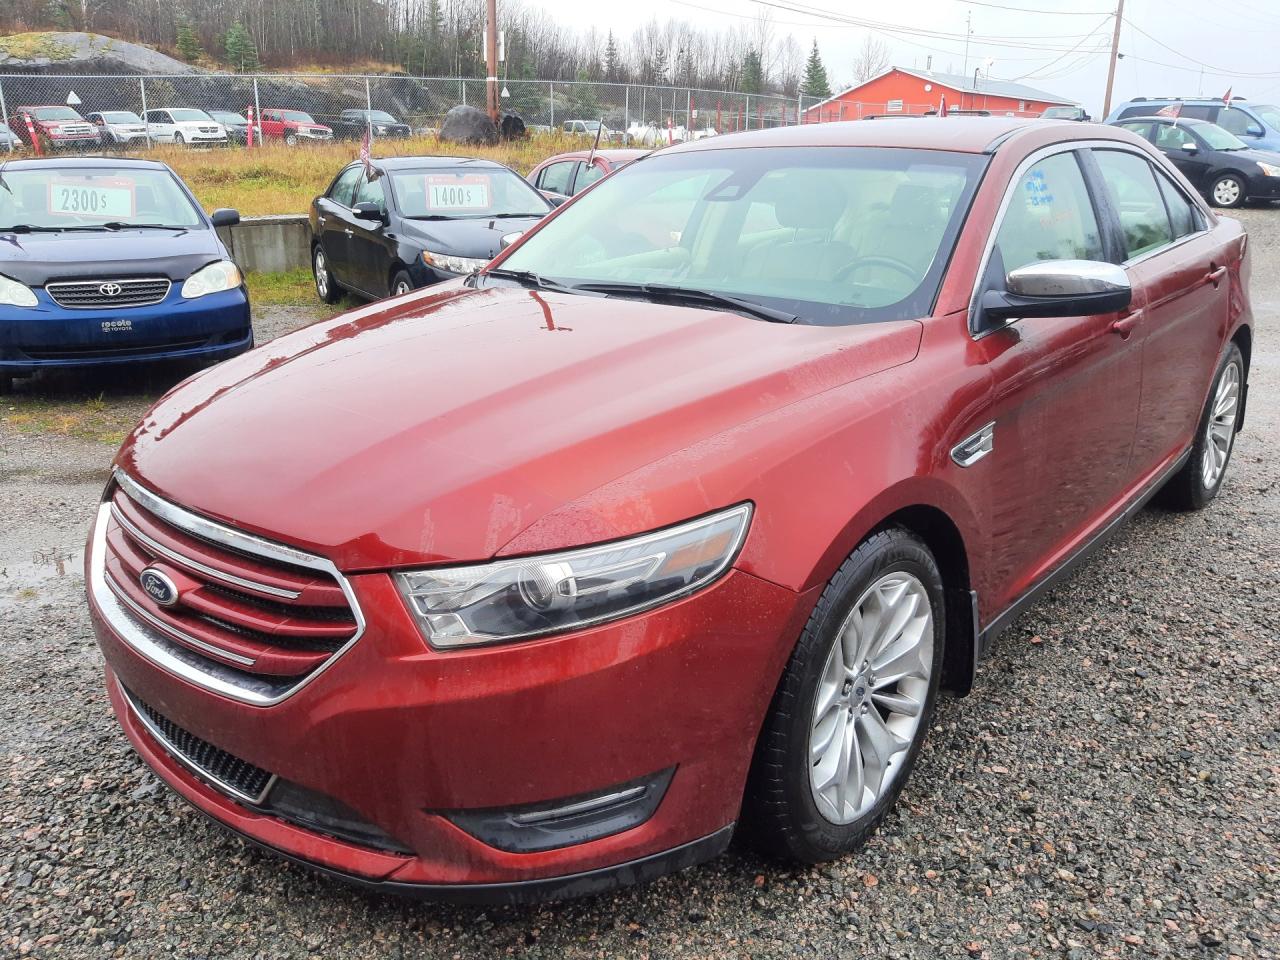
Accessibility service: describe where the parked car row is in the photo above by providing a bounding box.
[43,116,1249,905]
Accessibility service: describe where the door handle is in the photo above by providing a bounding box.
[1109,309,1143,339]
[1204,264,1227,287]
[344,228,353,236]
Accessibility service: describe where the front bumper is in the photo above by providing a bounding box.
[0,286,252,373]
[87,499,811,899]
[1245,174,1280,199]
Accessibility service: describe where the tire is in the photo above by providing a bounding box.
[174,132,184,146]
[390,270,414,298]
[1209,173,1246,208]
[312,245,342,304]
[745,527,945,863]
[285,134,298,146]
[1158,342,1245,511]
[0,374,13,395]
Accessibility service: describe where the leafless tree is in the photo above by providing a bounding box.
[851,34,891,84]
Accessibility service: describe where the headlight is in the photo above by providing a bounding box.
[181,260,242,299]
[0,273,38,308]
[375,125,389,133]
[422,250,488,274]
[1257,162,1280,177]
[396,503,752,649]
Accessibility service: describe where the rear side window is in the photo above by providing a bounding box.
[1179,105,1215,121]
[328,167,363,207]
[1118,121,1153,140]
[993,151,1104,273]
[1155,171,1202,239]
[1119,105,1158,120]
[538,161,576,195]
[1093,150,1173,259]
[577,162,607,192]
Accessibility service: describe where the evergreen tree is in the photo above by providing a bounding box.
[223,22,260,72]
[603,31,621,83]
[801,40,831,98]
[651,44,668,85]
[740,48,763,94]
[175,20,204,64]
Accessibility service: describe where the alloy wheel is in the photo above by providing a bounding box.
[314,250,329,299]
[1212,178,1241,206]
[808,572,934,825]
[1201,360,1240,489]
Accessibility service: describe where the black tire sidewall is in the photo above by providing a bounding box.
[391,270,414,297]
[749,528,945,863]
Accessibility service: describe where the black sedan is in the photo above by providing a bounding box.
[309,156,554,302]
[1112,115,1280,208]
[330,110,413,140]
[207,110,259,146]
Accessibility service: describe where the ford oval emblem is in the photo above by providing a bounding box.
[99,282,123,297]
[139,567,179,607]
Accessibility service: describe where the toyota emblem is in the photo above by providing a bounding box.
[99,282,123,297]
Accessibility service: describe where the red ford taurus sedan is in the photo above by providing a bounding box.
[86,118,1252,903]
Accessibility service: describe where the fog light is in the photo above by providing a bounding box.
[445,768,674,853]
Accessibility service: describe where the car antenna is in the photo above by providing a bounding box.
[586,116,604,168]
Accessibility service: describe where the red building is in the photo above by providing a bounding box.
[804,67,1076,122]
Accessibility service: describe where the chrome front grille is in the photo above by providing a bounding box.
[90,470,366,706]
[47,277,170,309]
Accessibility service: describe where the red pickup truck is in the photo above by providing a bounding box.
[253,108,333,145]
[8,105,101,150]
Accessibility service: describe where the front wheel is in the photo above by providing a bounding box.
[285,133,298,146]
[1209,173,1246,208]
[173,132,184,146]
[1159,343,1244,511]
[312,246,341,304]
[390,270,414,297]
[746,527,944,863]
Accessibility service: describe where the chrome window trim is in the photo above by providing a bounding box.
[966,139,1211,339]
[92,470,367,707]
[120,685,278,805]
[109,500,302,600]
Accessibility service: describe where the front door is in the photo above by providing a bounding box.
[349,173,392,296]
[965,148,1144,615]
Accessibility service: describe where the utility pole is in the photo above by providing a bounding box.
[485,0,499,124]
[962,11,972,77]
[1102,0,1125,118]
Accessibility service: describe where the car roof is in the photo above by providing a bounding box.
[364,155,513,171]
[537,148,650,164]
[662,117,1056,155]
[0,156,172,171]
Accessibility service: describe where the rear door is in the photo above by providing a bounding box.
[965,147,1144,614]
[146,110,175,142]
[315,166,364,287]
[1089,148,1231,477]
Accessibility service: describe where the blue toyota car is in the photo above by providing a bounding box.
[0,157,251,392]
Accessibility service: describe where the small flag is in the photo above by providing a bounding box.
[1222,87,1233,105]
[939,94,948,117]
[1156,102,1182,118]
[359,125,377,181]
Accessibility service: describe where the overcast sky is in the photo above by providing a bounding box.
[534,0,1280,114]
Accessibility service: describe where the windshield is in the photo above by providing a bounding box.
[0,168,205,229]
[210,111,245,124]
[389,167,551,218]
[169,109,210,122]
[1251,104,1280,129]
[101,111,142,123]
[1195,122,1247,150]
[31,107,82,121]
[354,111,397,122]
[497,146,985,325]
[277,110,316,123]
[1042,106,1078,118]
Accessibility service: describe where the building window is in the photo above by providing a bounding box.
[1019,100,1026,111]
[887,99,903,112]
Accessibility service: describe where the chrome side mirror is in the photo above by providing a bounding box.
[982,259,1132,322]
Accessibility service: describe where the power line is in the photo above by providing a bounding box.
[1011,14,1113,80]
[1122,18,1280,78]
[953,0,1112,14]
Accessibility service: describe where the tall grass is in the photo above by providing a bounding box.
[126,133,598,216]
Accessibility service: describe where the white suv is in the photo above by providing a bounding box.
[87,111,150,145]
[144,108,228,146]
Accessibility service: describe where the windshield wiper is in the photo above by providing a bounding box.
[404,214,455,221]
[479,268,574,291]
[0,224,106,233]
[575,282,798,324]
[489,212,542,218]
[101,222,189,231]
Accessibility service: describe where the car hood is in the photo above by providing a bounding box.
[1234,147,1280,167]
[397,215,548,259]
[0,228,225,286]
[117,284,923,571]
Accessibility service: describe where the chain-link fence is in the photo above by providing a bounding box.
[0,73,827,150]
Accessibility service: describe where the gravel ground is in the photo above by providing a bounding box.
[2,220,1277,959]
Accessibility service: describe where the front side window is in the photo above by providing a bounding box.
[328,167,363,206]
[0,167,204,229]
[1217,107,1255,136]
[538,161,576,195]
[353,174,385,213]
[992,151,1104,274]
[1093,150,1173,259]
[577,162,607,191]
[499,146,986,326]
[1154,123,1196,151]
